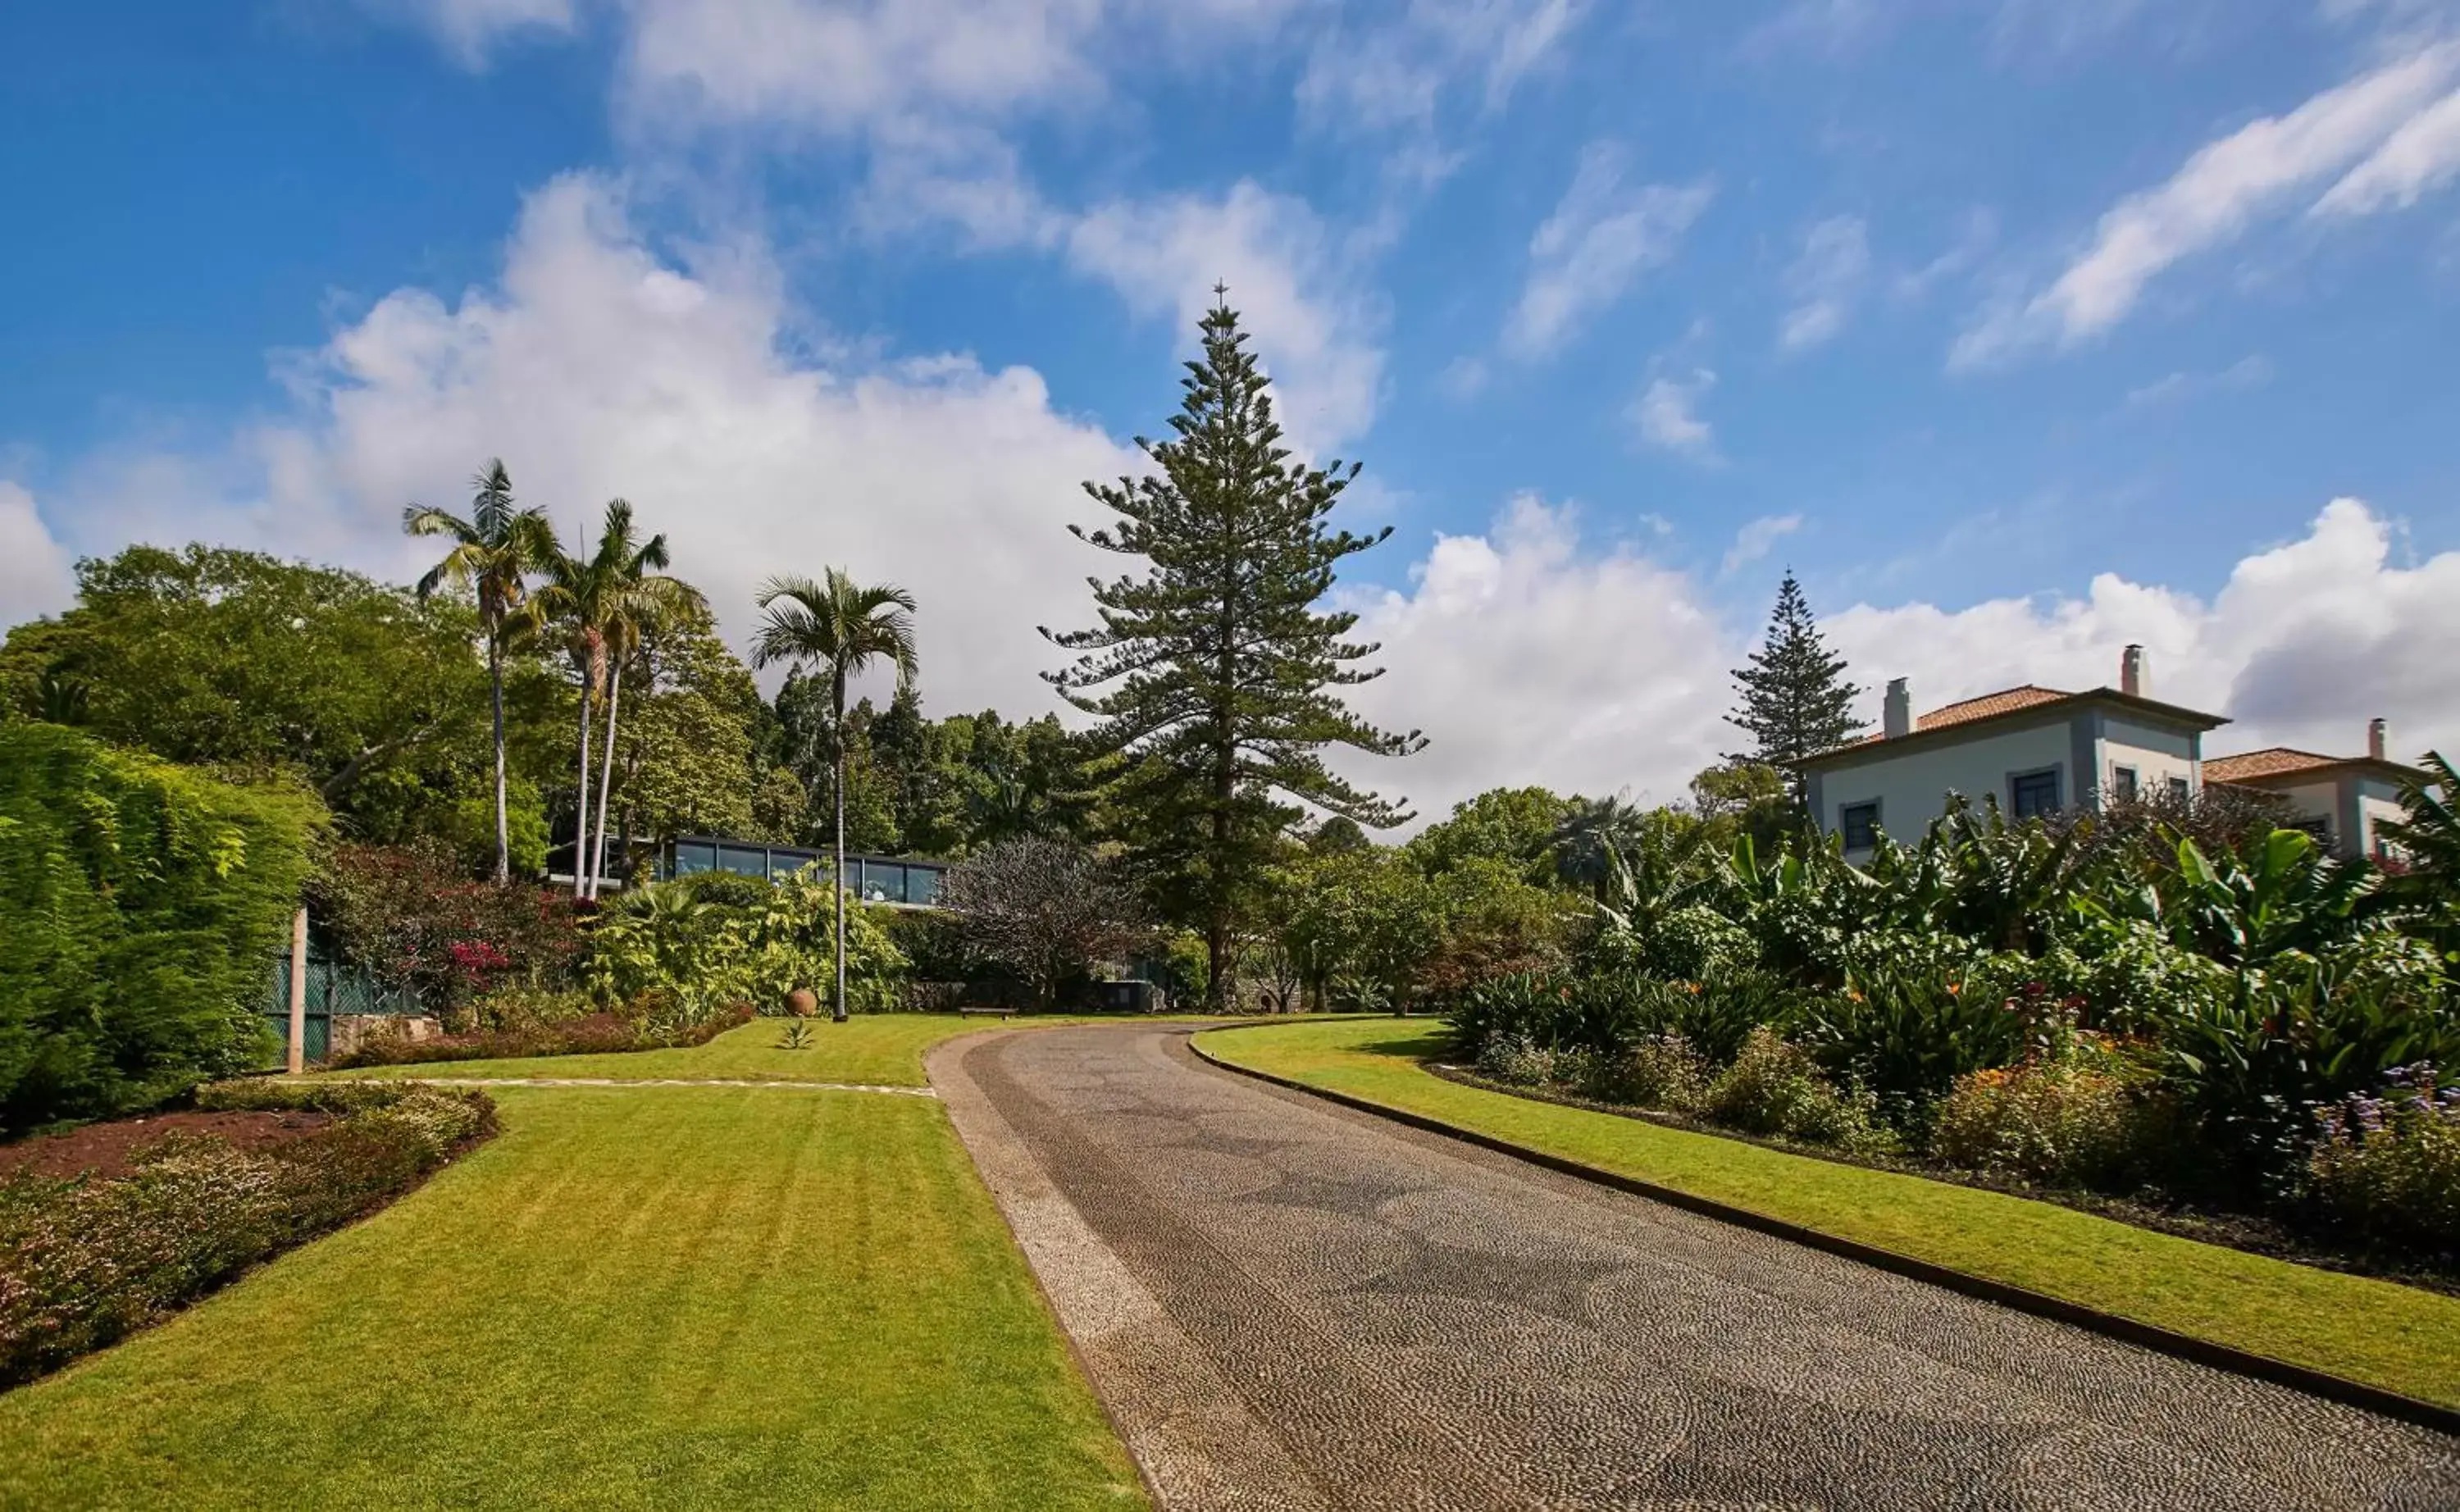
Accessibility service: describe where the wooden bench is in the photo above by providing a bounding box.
[958,1006,1018,1020]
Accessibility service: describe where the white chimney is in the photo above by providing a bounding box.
[2369,717,2387,762]
[1884,677,1911,740]
[2121,644,2148,699]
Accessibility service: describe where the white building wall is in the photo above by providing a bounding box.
[1818,719,2076,849]
[2265,780,2340,834]
[2101,716,2199,801]
[2356,776,2408,861]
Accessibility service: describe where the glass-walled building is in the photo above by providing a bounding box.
[659,836,947,907]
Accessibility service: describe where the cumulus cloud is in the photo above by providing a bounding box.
[1779,215,1870,351]
[1064,182,1387,453]
[1502,143,1715,361]
[1953,42,2460,367]
[1331,494,2460,828]
[0,483,75,630]
[39,174,1135,718]
[1628,369,1720,461]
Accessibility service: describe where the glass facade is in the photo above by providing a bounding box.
[658,837,950,905]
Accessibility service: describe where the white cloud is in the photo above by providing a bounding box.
[1502,143,1715,361]
[1629,369,1720,461]
[376,0,576,65]
[0,483,74,631]
[1953,42,2460,367]
[2314,84,2460,212]
[42,174,1137,719]
[1779,215,1870,351]
[1333,494,2460,828]
[2124,353,2274,406]
[1063,181,1387,453]
[1298,0,1588,147]
[1722,513,1804,576]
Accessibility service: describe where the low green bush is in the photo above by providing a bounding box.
[0,724,321,1134]
[1592,1032,1711,1112]
[1704,1027,1889,1153]
[2306,1065,2460,1257]
[1930,1039,2159,1190]
[0,1080,494,1387]
[322,1000,751,1069]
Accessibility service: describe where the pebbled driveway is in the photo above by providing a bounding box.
[931,1022,2460,1512]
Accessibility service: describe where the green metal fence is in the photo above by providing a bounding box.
[262,955,425,1066]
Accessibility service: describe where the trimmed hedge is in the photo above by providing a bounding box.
[0,724,322,1134]
[0,1079,494,1388]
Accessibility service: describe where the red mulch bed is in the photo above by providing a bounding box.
[0,1111,336,1182]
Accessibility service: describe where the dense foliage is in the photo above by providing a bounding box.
[1046,297,1424,1004]
[586,872,909,1027]
[0,725,321,1133]
[0,1079,494,1387]
[1446,776,2460,1261]
[316,842,586,1029]
[937,838,1150,1010]
[325,1003,755,1068]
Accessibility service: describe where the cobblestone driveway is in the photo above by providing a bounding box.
[932,1023,2460,1512]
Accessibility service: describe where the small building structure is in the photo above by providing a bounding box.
[1797,646,2230,859]
[2203,720,2427,863]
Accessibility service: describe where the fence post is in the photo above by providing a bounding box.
[287,906,309,1075]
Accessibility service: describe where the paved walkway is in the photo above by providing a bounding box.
[348,1075,936,1096]
[932,1023,2460,1512]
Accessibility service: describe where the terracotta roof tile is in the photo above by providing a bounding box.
[2204,748,2354,783]
[1916,685,2072,731]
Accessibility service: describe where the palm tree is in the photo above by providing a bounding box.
[404,461,560,885]
[1551,793,1651,900]
[749,570,919,1022]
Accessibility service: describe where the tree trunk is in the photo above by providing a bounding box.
[572,668,594,901]
[587,660,623,900]
[1207,711,1234,1011]
[832,672,850,1024]
[489,635,510,886]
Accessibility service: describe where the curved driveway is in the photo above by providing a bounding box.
[931,1023,2458,1511]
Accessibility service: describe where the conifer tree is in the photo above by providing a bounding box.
[1045,291,1424,1004]
[1727,572,1861,800]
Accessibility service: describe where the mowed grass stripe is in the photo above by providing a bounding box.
[1196,1017,2460,1411]
[0,1087,1146,1510]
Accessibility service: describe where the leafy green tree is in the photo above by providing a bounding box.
[750,569,920,1022]
[404,460,563,884]
[1728,572,1862,802]
[1407,786,1571,882]
[1688,759,1795,852]
[1045,294,1424,1004]
[607,606,765,855]
[538,499,705,899]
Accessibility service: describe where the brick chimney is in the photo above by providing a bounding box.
[1884,677,1911,740]
[2369,717,2387,762]
[2121,644,2148,699]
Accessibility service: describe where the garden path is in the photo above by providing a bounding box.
[932,1022,2459,1512]
[341,1075,937,1095]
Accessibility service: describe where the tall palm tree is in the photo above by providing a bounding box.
[539,499,704,899]
[749,570,918,1022]
[1551,792,1651,901]
[404,460,560,885]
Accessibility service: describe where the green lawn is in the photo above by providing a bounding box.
[1196,1017,2460,1411]
[324,1012,1217,1088]
[0,1086,1145,1510]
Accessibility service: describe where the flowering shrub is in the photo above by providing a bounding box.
[2307,1063,2460,1255]
[317,842,585,1026]
[0,1080,494,1387]
[324,1000,749,1069]
[1705,1028,1889,1153]
[1931,1037,2155,1189]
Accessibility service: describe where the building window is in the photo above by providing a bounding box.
[2010,767,2061,820]
[2291,816,2333,846]
[2111,766,2139,803]
[2168,776,2190,801]
[1840,802,1880,851]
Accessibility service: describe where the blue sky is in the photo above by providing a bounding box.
[5,0,2458,815]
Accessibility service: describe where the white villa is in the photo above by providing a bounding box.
[1797,645,2423,862]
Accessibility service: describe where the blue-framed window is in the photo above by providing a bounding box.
[1839,801,1881,851]
[2010,767,2061,820]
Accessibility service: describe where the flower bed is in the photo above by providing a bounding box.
[0,1080,497,1389]
[323,1004,755,1070]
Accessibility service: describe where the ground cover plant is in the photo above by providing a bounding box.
[1197,1017,2460,1410]
[325,1002,755,1070]
[0,1086,1146,1510]
[0,1079,495,1388]
[1435,779,2460,1273]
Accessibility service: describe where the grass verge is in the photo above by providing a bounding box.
[321,1012,1223,1089]
[1196,1016,2460,1412]
[0,1086,1145,1510]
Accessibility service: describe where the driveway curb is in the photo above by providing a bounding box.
[1187,1022,2460,1440]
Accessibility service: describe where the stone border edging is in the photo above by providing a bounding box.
[340,1075,938,1096]
[1185,1022,2460,1440]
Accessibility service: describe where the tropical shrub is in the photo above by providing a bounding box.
[316,841,585,1026]
[1793,964,2030,1126]
[0,724,321,1133]
[1930,1037,2157,1189]
[2306,1063,2460,1255]
[586,871,908,1026]
[1703,1027,1888,1152]
[0,1080,494,1386]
